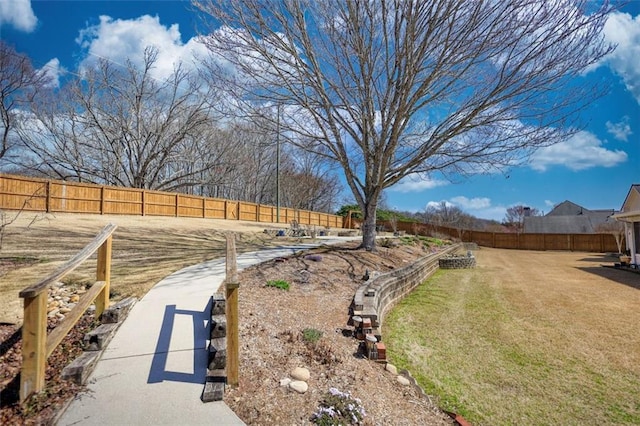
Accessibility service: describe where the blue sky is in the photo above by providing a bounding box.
[1,0,639,221]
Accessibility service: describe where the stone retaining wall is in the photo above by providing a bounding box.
[438,254,476,269]
[351,243,461,340]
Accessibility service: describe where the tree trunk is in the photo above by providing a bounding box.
[360,200,378,251]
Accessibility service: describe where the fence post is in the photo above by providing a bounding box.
[45,180,51,213]
[20,292,47,402]
[95,236,112,317]
[225,233,239,387]
[100,186,105,215]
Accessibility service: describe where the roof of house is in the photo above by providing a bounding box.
[620,184,640,212]
[524,216,603,234]
[524,200,617,234]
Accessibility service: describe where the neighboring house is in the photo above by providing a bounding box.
[612,184,640,265]
[523,200,617,234]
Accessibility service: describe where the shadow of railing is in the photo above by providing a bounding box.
[147,298,211,385]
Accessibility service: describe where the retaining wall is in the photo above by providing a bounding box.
[352,244,461,338]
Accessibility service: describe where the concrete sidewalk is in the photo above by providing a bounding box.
[57,237,357,425]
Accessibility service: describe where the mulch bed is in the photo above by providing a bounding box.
[0,314,98,425]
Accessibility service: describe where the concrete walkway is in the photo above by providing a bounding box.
[57,237,357,426]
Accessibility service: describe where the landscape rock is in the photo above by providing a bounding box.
[289,380,308,394]
[280,378,292,387]
[291,367,310,381]
[385,363,398,375]
[397,375,411,386]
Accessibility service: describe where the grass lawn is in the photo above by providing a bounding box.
[385,248,640,426]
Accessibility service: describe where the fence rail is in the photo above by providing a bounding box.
[18,224,116,402]
[0,174,343,228]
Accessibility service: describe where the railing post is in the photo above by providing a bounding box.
[225,233,239,387]
[95,236,112,317]
[20,292,47,402]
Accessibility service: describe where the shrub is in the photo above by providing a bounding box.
[311,387,366,425]
[266,279,290,291]
[302,327,323,343]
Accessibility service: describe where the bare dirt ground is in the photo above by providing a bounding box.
[1,213,637,425]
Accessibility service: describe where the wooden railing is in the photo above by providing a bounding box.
[18,223,116,402]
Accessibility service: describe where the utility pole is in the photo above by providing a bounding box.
[276,104,280,223]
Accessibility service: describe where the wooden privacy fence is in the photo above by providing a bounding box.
[18,224,116,402]
[367,220,619,253]
[0,173,343,228]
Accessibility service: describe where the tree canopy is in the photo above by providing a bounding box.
[195,0,615,250]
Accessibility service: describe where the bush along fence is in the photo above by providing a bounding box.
[350,243,461,362]
[0,173,343,228]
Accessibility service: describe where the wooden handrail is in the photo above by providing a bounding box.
[19,223,117,298]
[19,223,117,402]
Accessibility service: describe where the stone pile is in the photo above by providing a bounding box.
[47,282,88,321]
[280,367,311,394]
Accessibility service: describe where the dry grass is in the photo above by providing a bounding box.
[0,212,309,324]
[386,248,640,426]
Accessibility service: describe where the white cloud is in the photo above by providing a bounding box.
[599,11,640,104]
[544,199,555,208]
[529,130,627,171]
[605,116,632,141]
[390,175,448,193]
[0,0,37,32]
[76,15,209,80]
[450,196,491,210]
[425,200,455,210]
[39,58,63,88]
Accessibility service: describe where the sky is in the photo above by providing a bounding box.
[1,0,639,221]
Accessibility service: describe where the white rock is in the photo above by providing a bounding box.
[397,376,411,386]
[280,378,292,387]
[385,363,398,375]
[289,380,308,394]
[291,367,310,382]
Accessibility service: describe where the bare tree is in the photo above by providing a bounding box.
[17,47,218,191]
[504,205,541,232]
[280,148,341,212]
[194,0,614,250]
[0,41,51,161]
[595,219,626,254]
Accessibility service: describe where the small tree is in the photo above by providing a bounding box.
[504,205,541,232]
[596,220,626,254]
